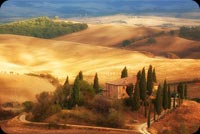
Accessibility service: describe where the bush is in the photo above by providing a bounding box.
[122,40,131,47]
[91,96,111,114]
[22,101,33,112]
[146,37,156,44]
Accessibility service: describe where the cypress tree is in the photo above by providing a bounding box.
[162,80,168,110]
[126,84,134,97]
[78,71,83,80]
[63,76,69,86]
[184,83,187,99]
[121,66,128,78]
[152,68,157,83]
[177,82,184,104]
[167,85,171,109]
[137,70,141,81]
[132,82,140,111]
[93,73,99,94]
[173,88,176,109]
[155,85,163,115]
[147,65,153,95]
[139,68,147,101]
[71,76,80,106]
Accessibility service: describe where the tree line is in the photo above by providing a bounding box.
[179,26,200,41]
[0,17,88,39]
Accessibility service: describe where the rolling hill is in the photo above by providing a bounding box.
[0,73,55,103]
[54,24,200,59]
[0,34,200,85]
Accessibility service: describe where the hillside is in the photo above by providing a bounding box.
[0,34,200,84]
[55,24,164,47]
[149,101,200,134]
[0,73,55,103]
[54,24,200,59]
[125,35,200,59]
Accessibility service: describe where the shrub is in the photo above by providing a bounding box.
[22,101,33,112]
[91,96,111,114]
[122,40,131,47]
[146,37,156,44]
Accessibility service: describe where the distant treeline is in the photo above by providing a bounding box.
[179,26,200,41]
[0,17,88,39]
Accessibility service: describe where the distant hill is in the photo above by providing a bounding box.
[0,17,88,39]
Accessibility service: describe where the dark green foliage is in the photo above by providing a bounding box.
[162,80,168,110]
[64,76,69,85]
[137,70,141,81]
[169,30,175,36]
[121,66,128,78]
[146,37,156,44]
[32,92,61,121]
[167,85,171,109]
[152,68,157,83]
[177,82,184,100]
[0,17,88,39]
[126,84,134,97]
[147,65,153,95]
[22,101,33,112]
[184,83,187,99]
[71,76,81,106]
[173,88,176,109]
[155,85,163,115]
[122,40,131,47]
[93,73,99,94]
[139,68,147,101]
[132,82,140,111]
[179,26,200,41]
[78,71,83,80]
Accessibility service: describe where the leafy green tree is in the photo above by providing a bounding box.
[155,85,163,115]
[132,82,140,111]
[147,65,153,95]
[93,73,99,94]
[121,66,128,78]
[78,71,83,80]
[162,80,168,110]
[152,68,157,83]
[167,85,171,109]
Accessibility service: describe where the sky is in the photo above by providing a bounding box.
[0,0,199,23]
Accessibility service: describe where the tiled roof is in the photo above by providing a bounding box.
[106,76,136,86]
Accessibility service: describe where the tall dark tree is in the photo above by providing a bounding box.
[139,68,147,101]
[63,76,69,86]
[152,68,157,83]
[132,82,140,111]
[162,80,168,110]
[177,82,184,104]
[126,84,134,97]
[137,70,141,81]
[93,73,99,94]
[71,76,80,106]
[184,83,187,99]
[173,88,176,109]
[121,66,128,78]
[147,105,151,128]
[167,85,171,109]
[78,71,83,80]
[155,85,163,115]
[147,65,153,95]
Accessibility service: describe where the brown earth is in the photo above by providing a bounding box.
[149,101,200,134]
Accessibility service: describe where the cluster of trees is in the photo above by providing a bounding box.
[179,26,200,41]
[31,71,100,121]
[0,17,88,39]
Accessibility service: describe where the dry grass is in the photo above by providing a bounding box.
[0,73,55,103]
[149,101,200,134]
[0,34,200,85]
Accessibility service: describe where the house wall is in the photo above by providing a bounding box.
[105,84,129,99]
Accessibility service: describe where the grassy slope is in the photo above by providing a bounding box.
[0,34,199,84]
[0,73,55,103]
[54,24,200,59]
[149,101,200,134]
[54,24,163,47]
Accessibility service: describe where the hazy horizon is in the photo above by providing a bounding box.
[0,0,200,23]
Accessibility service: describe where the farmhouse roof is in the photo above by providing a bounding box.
[106,76,136,86]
